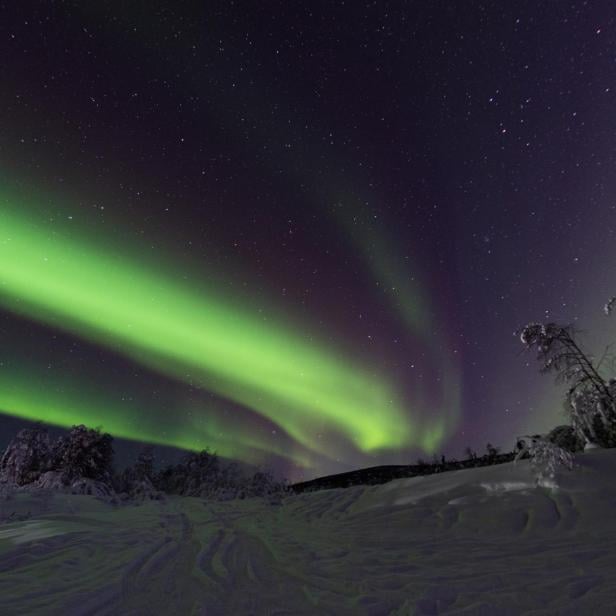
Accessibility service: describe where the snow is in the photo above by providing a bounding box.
[1,449,616,614]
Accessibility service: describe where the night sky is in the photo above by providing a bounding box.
[1,2,616,483]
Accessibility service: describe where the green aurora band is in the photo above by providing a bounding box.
[0,363,314,468]
[0,20,463,465]
[0,196,433,463]
[327,195,462,454]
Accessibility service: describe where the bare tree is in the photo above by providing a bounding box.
[463,446,477,460]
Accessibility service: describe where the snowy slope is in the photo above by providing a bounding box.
[1,449,616,615]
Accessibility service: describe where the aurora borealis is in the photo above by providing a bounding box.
[0,180,458,478]
[1,2,616,482]
[0,194,417,457]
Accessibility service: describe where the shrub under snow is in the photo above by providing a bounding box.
[514,435,575,490]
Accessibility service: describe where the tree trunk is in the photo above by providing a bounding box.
[596,398,611,426]
[570,397,598,442]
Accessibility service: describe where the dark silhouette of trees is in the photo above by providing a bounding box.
[133,445,154,481]
[463,446,477,460]
[486,442,500,458]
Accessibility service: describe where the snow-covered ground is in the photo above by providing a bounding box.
[1,449,616,615]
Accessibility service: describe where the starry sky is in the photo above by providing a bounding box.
[1,1,616,483]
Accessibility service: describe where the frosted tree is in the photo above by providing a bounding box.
[51,424,115,483]
[133,445,155,481]
[0,424,54,486]
[604,296,616,317]
[517,320,616,448]
[514,435,575,490]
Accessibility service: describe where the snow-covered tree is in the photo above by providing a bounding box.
[517,320,616,448]
[546,424,585,453]
[133,445,154,481]
[514,435,575,490]
[0,423,54,486]
[51,424,115,483]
